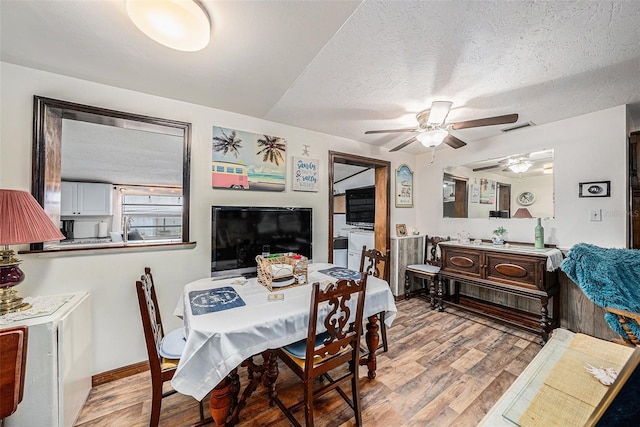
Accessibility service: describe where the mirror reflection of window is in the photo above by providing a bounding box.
[120,188,183,242]
[443,149,554,219]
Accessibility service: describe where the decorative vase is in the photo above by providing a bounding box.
[535,218,544,249]
[492,235,504,245]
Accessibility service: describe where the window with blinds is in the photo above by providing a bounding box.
[121,193,182,241]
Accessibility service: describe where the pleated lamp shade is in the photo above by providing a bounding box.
[0,189,64,245]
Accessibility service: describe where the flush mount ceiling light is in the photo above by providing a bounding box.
[126,0,211,52]
[417,129,448,148]
[509,161,533,174]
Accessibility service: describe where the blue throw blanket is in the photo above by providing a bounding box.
[560,243,640,340]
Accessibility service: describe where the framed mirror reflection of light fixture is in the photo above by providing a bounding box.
[442,149,554,219]
[30,96,192,251]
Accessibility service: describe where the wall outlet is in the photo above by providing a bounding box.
[590,208,602,221]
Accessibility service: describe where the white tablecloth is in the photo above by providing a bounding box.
[171,263,397,400]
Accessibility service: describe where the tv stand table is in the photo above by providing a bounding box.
[437,241,562,343]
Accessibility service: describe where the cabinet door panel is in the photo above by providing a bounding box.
[77,183,112,215]
[485,253,543,290]
[442,248,481,278]
[60,181,77,215]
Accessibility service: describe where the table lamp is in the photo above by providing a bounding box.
[0,189,65,315]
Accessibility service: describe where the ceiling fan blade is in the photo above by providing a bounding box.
[365,128,418,135]
[389,136,417,152]
[472,164,501,172]
[428,101,453,125]
[450,114,519,130]
[443,134,466,149]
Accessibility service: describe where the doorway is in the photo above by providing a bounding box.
[328,151,391,262]
[497,183,512,216]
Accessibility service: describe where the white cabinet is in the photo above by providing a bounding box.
[3,293,92,427]
[347,230,375,271]
[61,181,112,216]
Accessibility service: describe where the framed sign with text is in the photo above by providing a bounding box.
[292,156,320,192]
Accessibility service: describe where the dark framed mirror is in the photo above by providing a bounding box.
[30,96,191,251]
[443,149,554,219]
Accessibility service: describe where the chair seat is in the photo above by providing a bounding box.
[406,264,440,275]
[283,332,332,359]
[282,344,352,369]
[159,328,186,359]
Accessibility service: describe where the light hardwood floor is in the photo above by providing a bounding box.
[75,298,541,426]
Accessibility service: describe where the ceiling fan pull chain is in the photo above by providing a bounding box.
[431,147,436,163]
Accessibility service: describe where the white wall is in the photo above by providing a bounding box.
[415,105,628,249]
[0,62,416,373]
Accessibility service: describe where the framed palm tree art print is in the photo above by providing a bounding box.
[212,126,286,191]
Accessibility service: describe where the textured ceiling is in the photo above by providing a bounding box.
[2,1,640,155]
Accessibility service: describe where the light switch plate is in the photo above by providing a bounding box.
[590,209,602,221]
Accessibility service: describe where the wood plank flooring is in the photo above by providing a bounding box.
[75,298,541,427]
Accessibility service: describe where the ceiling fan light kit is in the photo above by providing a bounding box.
[417,129,448,147]
[509,162,533,174]
[126,0,211,52]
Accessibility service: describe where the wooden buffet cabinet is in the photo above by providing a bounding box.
[438,241,560,343]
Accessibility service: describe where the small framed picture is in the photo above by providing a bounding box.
[579,181,610,198]
[396,224,407,237]
[395,164,414,207]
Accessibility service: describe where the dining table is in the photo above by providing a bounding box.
[171,263,397,426]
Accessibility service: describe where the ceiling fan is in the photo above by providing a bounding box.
[473,154,532,173]
[365,101,518,152]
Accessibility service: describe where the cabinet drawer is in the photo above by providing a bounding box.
[485,253,543,291]
[442,248,481,278]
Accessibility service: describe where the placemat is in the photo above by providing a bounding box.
[317,266,361,280]
[188,287,246,315]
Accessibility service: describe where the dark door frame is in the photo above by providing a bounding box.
[328,151,391,261]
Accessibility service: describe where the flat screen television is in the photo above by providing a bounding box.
[345,185,375,229]
[211,206,313,277]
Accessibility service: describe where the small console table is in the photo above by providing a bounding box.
[438,241,561,343]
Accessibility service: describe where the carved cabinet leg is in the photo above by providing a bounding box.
[540,296,550,344]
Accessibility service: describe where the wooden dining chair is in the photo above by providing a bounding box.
[273,275,368,427]
[0,325,28,425]
[359,246,390,352]
[135,267,210,427]
[404,236,449,310]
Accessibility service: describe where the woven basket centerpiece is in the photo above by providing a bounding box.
[256,254,309,291]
